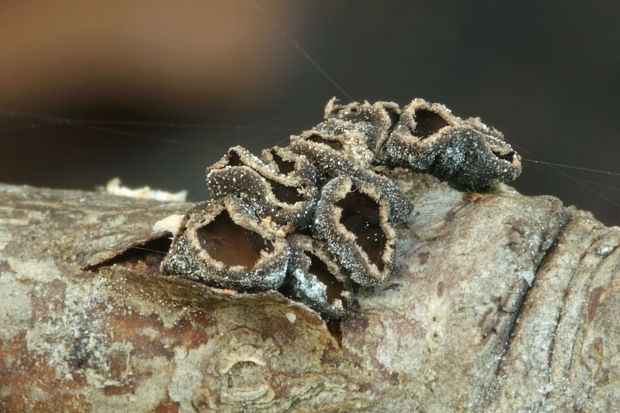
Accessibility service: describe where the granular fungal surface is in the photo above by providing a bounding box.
[161,98,522,318]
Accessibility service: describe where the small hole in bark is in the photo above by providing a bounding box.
[226,150,243,167]
[305,252,344,303]
[270,150,295,174]
[85,235,172,273]
[307,133,343,150]
[492,150,515,162]
[413,109,449,138]
[267,179,305,204]
[197,211,273,271]
[335,190,387,272]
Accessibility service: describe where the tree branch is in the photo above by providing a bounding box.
[0,176,617,412]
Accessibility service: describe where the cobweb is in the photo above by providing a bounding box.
[0,1,617,225]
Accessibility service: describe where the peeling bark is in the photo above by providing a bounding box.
[0,177,617,412]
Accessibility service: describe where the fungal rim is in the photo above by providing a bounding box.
[161,197,290,291]
[207,146,319,228]
[314,175,397,286]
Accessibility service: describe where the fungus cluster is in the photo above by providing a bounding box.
[162,98,522,318]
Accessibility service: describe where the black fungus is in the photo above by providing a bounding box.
[163,97,522,318]
[313,176,397,286]
[381,98,522,189]
[283,234,351,319]
[207,145,318,229]
[161,197,290,291]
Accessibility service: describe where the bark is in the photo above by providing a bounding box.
[0,175,617,412]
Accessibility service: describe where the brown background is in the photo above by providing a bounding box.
[1,0,618,225]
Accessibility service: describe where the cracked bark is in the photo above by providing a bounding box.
[0,173,617,412]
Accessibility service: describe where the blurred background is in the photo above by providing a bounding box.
[1,0,618,225]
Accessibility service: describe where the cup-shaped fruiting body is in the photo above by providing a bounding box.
[379,98,458,166]
[381,98,522,189]
[313,175,398,286]
[161,197,290,291]
[260,145,317,184]
[324,98,401,153]
[356,170,414,224]
[206,146,318,229]
[465,115,522,182]
[289,127,376,185]
[433,124,522,189]
[283,234,352,319]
